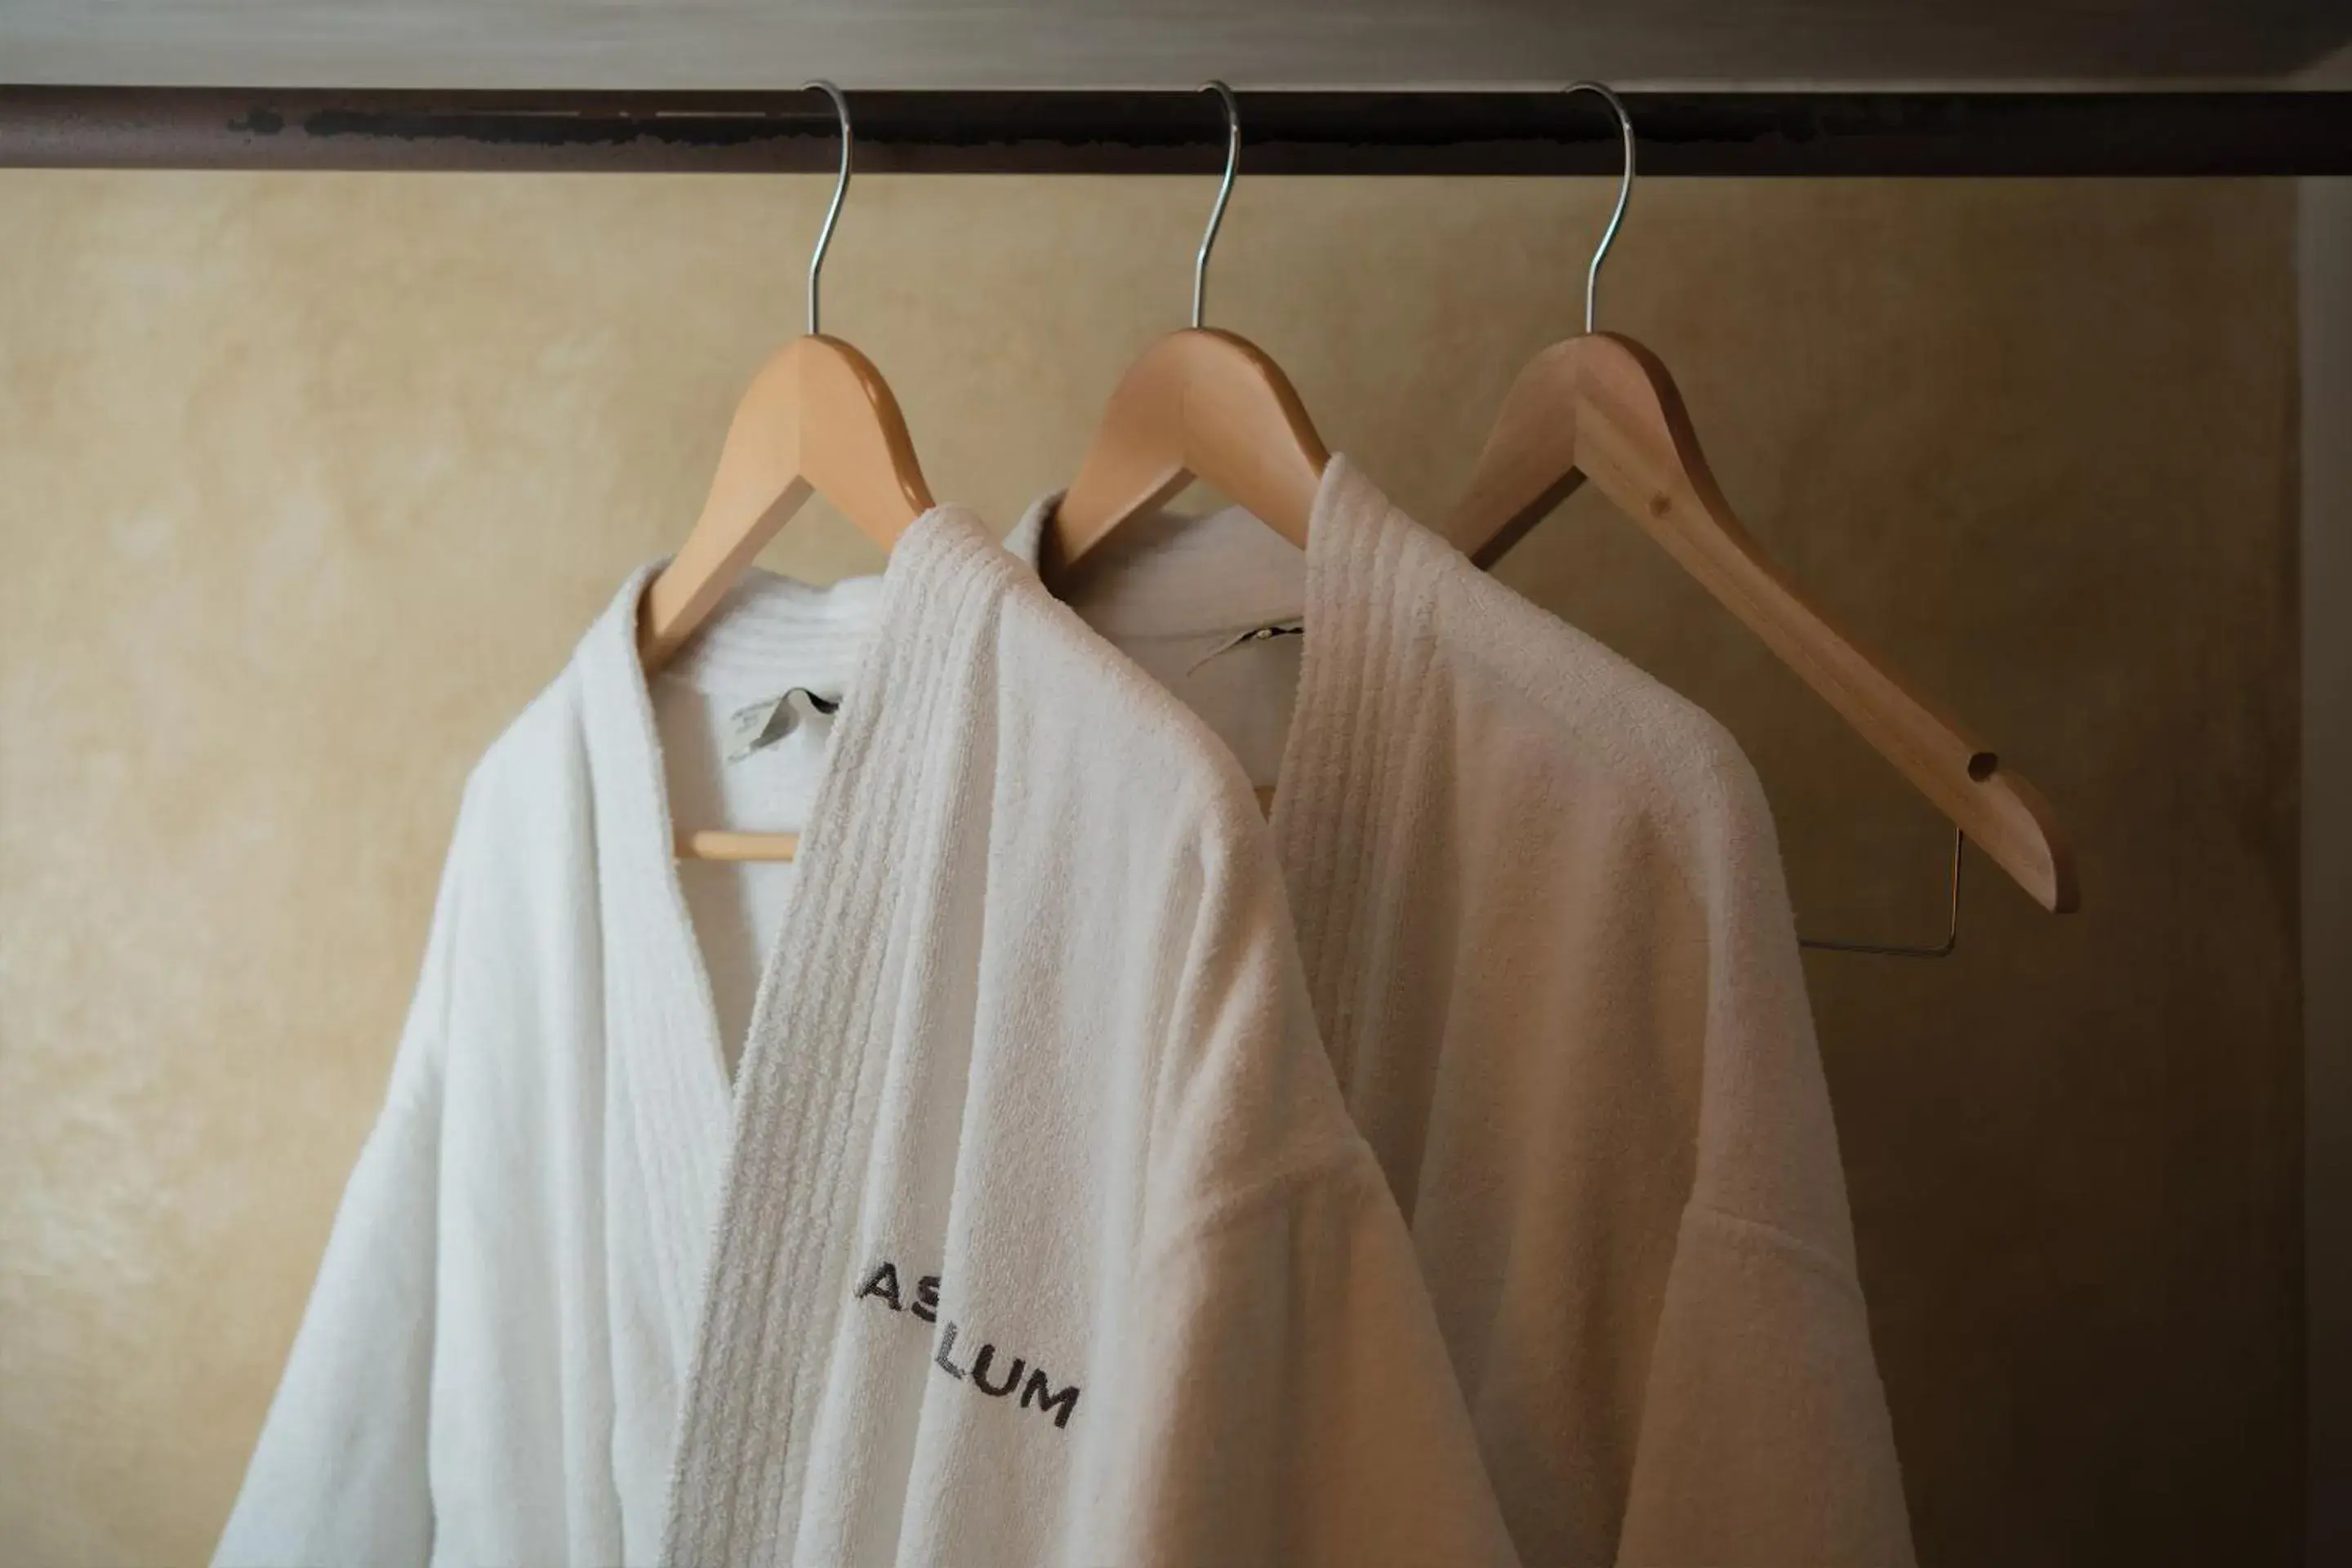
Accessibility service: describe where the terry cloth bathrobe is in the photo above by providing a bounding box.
[1035,459,1919,1568]
[215,507,1517,1568]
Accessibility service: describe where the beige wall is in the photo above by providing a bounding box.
[0,171,2301,1566]
[2301,43,2352,1568]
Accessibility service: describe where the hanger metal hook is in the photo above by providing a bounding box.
[1193,81,1241,330]
[803,79,853,337]
[1561,81,1635,334]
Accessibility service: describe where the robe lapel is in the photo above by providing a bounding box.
[577,564,738,1369]
[664,507,1024,1562]
[1271,457,1448,1092]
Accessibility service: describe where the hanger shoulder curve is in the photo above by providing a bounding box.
[639,333,932,668]
[1447,332,2078,915]
[794,332,933,542]
[1052,327,1329,572]
[1443,336,1603,568]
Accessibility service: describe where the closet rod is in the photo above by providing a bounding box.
[4,87,2349,176]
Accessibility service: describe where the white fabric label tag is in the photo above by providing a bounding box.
[725,689,840,763]
[1187,619,1305,675]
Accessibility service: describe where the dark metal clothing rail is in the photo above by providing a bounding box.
[4,87,2349,176]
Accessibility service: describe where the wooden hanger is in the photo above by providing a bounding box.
[1446,84,2078,934]
[644,82,933,863]
[1048,83,1330,577]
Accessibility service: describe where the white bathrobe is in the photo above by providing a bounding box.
[1036,460,1918,1568]
[216,506,1516,1568]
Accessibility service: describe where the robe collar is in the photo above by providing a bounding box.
[1009,457,1440,1089]
[1263,456,1448,1087]
[657,506,1037,1551]
[575,558,738,1361]
[570,509,1038,1366]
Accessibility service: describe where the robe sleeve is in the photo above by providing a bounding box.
[1086,825,1520,1568]
[1614,774,1918,1568]
[212,794,470,1568]
[1613,1205,1916,1568]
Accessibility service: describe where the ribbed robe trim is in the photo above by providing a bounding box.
[577,559,740,1377]
[1267,456,1449,1096]
[1009,461,1432,1097]
[659,509,1024,1562]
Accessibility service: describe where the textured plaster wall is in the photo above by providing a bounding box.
[0,171,2301,1566]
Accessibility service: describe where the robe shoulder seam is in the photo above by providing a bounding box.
[1682,1200,1867,1301]
[1138,1135,1377,1275]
